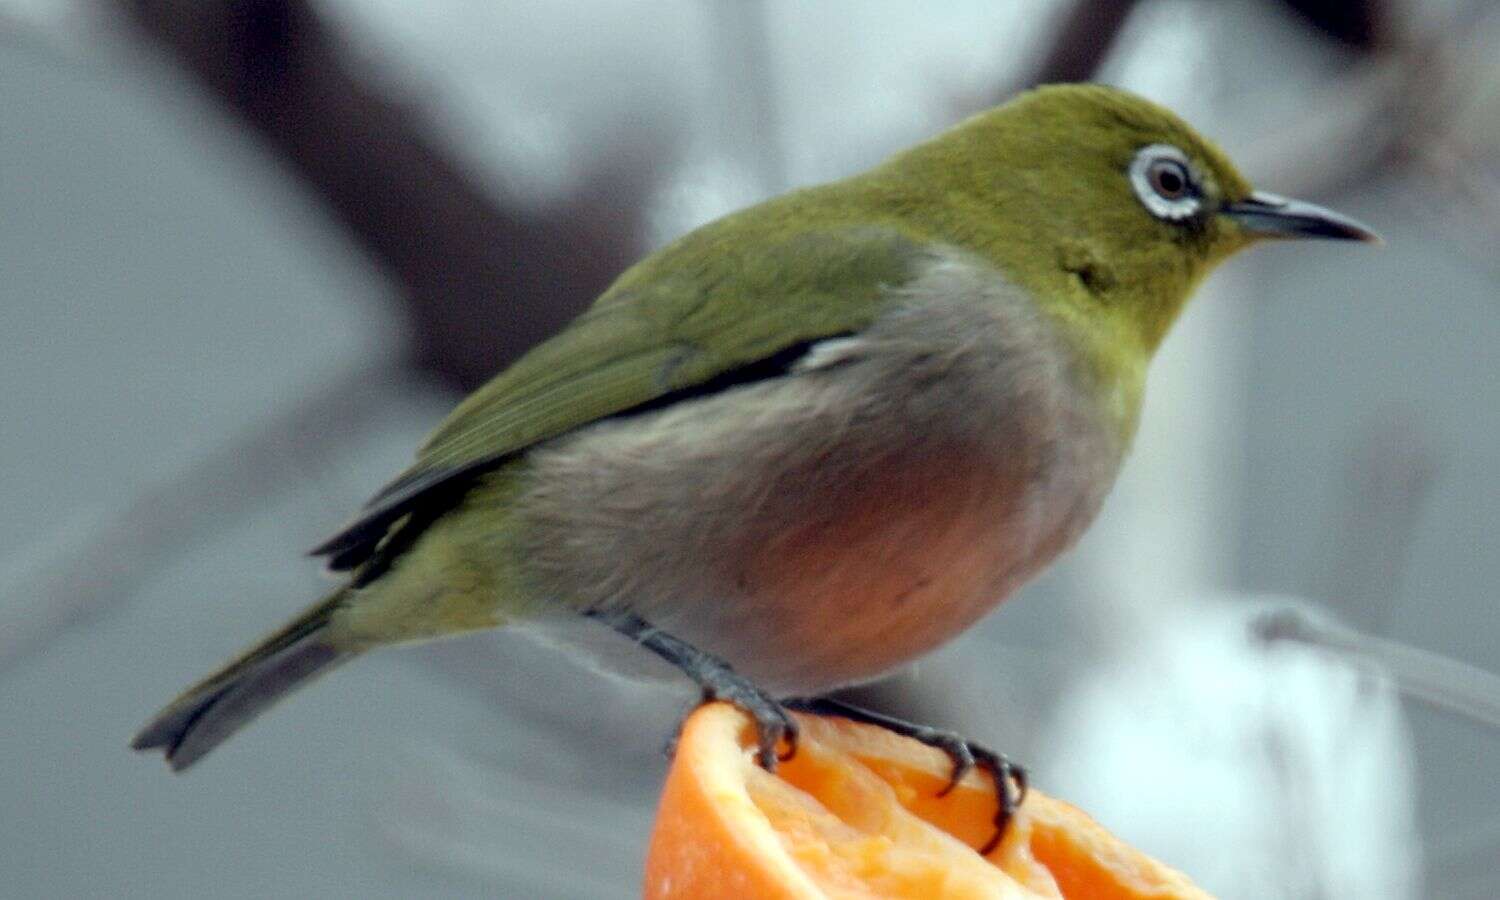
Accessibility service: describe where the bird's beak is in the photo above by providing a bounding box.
[1221,191,1381,243]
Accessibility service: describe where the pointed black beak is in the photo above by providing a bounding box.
[1222,191,1381,243]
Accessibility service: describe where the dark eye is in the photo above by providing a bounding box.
[1129,144,1202,222]
[1148,159,1190,200]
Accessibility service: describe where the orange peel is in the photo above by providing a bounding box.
[645,703,1212,899]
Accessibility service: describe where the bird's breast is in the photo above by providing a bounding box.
[513,252,1128,695]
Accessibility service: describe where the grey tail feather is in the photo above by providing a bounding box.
[131,586,358,772]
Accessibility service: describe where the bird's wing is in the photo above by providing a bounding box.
[313,224,927,570]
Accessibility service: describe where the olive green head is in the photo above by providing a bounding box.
[881,84,1377,350]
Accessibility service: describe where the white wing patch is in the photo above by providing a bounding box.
[793,336,868,373]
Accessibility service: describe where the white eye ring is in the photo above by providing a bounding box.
[1129,144,1202,222]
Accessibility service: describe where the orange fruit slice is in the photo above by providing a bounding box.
[645,703,1212,899]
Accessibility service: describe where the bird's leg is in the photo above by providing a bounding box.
[784,696,1028,855]
[585,609,798,770]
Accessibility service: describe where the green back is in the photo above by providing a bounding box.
[314,208,927,568]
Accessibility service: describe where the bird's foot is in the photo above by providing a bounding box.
[686,657,799,770]
[785,697,1027,855]
[585,609,797,770]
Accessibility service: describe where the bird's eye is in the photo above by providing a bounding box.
[1129,144,1201,222]
[1148,159,1189,199]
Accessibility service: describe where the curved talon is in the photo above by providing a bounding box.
[776,710,800,764]
[747,702,798,770]
[751,716,781,770]
[978,828,1004,857]
[972,750,1027,856]
[936,741,976,797]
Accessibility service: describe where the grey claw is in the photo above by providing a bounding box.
[937,740,976,796]
[972,750,1027,856]
[774,709,800,764]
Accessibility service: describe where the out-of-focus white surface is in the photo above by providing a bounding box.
[1043,596,1419,900]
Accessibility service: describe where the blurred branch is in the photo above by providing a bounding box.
[1256,606,1500,732]
[1026,0,1143,88]
[1274,0,1388,52]
[117,0,661,392]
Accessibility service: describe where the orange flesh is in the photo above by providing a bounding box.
[645,704,1212,899]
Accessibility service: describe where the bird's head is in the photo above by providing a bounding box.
[887,84,1378,351]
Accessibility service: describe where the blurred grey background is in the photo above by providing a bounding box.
[2,1,1498,897]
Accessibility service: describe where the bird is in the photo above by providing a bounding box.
[132,84,1376,849]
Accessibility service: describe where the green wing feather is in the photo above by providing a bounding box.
[313,217,928,568]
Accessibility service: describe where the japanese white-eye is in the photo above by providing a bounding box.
[133,84,1376,842]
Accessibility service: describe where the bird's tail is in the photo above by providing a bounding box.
[131,585,358,771]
